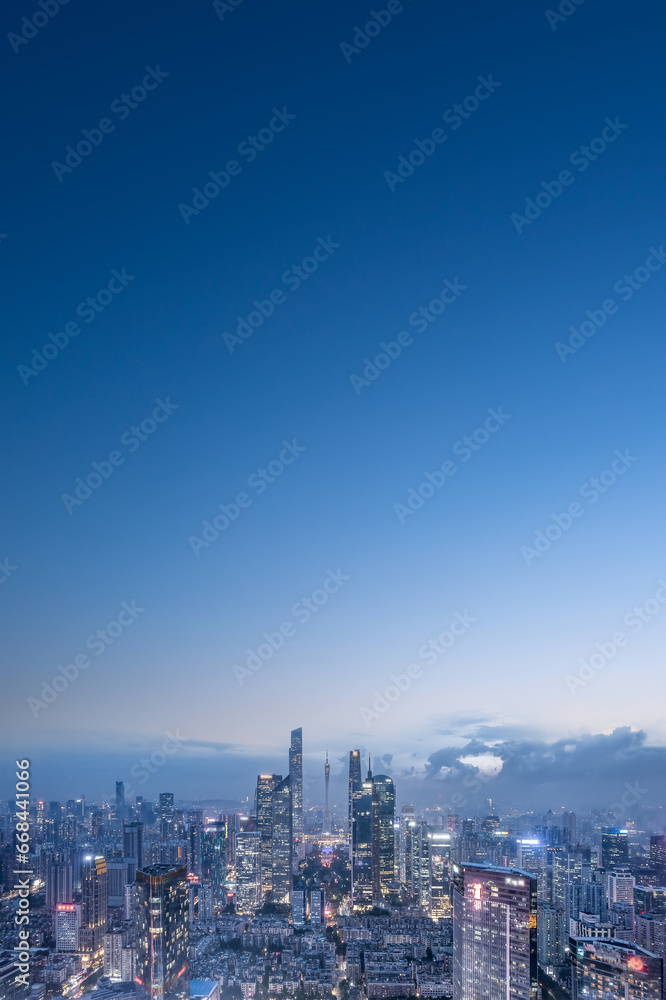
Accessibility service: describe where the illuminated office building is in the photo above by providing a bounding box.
[603,828,630,869]
[452,861,538,1000]
[136,863,189,1000]
[271,775,292,905]
[79,855,108,956]
[235,825,262,913]
[348,750,362,845]
[310,886,325,926]
[200,822,227,906]
[570,938,663,1000]
[289,728,304,870]
[373,774,395,895]
[256,774,281,897]
[517,840,547,901]
[428,831,452,917]
[54,903,80,953]
[123,821,144,869]
[292,876,306,927]
[351,761,380,907]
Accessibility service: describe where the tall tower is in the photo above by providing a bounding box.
[136,863,189,999]
[323,748,331,835]
[373,774,395,895]
[289,728,304,872]
[351,757,380,907]
[79,855,108,957]
[256,774,281,898]
[348,749,362,847]
[452,861,538,1000]
[123,820,144,869]
[271,775,292,905]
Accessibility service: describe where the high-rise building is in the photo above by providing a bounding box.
[107,860,131,907]
[79,855,108,956]
[348,750,361,846]
[45,861,73,909]
[200,822,227,906]
[570,937,663,1000]
[289,728,304,871]
[373,774,395,895]
[428,831,452,917]
[607,868,636,905]
[562,811,577,846]
[323,748,331,836]
[310,885,325,926]
[116,781,125,819]
[235,824,262,913]
[603,828,630,870]
[54,903,80,953]
[159,793,175,821]
[292,876,306,927]
[136,863,189,1000]
[351,760,380,907]
[635,886,666,917]
[537,902,559,969]
[452,861,538,1000]
[518,839,547,901]
[123,821,144,869]
[650,836,666,882]
[256,774,281,898]
[271,776,292,905]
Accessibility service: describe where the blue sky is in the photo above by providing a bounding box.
[2,0,666,804]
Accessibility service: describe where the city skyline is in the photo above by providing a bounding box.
[3,0,666,801]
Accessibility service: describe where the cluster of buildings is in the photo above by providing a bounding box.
[0,729,665,1000]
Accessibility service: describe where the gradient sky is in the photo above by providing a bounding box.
[2,0,666,808]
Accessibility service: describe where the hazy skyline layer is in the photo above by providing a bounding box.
[2,0,666,801]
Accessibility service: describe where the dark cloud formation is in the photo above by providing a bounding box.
[396,728,666,815]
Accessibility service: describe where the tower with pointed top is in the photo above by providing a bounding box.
[323,748,331,835]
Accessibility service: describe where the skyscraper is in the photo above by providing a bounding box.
[159,793,175,821]
[256,774,281,898]
[452,861,538,1000]
[271,775,292,905]
[428,831,452,917]
[200,821,227,905]
[79,855,108,956]
[570,938,663,1000]
[323,748,331,836]
[289,728,304,871]
[292,876,307,927]
[310,885,325,926]
[348,749,361,846]
[602,827,630,869]
[373,774,395,896]
[45,860,73,909]
[351,759,380,907]
[115,780,125,818]
[235,823,262,913]
[650,835,666,882]
[123,820,144,869]
[517,839,547,901]
[55,903,80,953]
[136,863,189,1000]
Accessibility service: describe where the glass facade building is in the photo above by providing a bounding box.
[570,937,663,1000]
[136,863,189,1000]
[452,861,538,1000]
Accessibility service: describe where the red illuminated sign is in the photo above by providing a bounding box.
[57,904,76,911]
[627,956,645,972]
